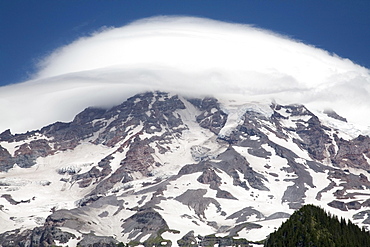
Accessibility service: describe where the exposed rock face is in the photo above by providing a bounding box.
[175,189,223,218]
[189,97,228,135]
[179,146,269,195]
[332,135,370,169]
[1,194,31,205]
[324,109,347,122]
[226,206,264,223]
[0,129,13,141]
[197,167,222,190]
[0,226,75,247]
[121,208,169,243]
[177,231,198,247]
[272,104,332,161]
[216,147,269,191]
[2,91,370,246]
[77,234,118,247]
[0,145,14,172]
[0,92,186,173]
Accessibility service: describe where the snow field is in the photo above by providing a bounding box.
[218,100,273,139]
[0,142,112,232]
[242,218,285,242]
[304,169,331,203]
[233,145,294,214]
[159,173,225,239]
[261,126,312,160]
[84,204,136,243]
[315,110,370,140]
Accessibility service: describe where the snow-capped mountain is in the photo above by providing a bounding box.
[1,91,370,246]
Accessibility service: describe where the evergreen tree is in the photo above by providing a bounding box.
[265,204,370,247]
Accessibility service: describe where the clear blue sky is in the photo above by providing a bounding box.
[1,0,369,86]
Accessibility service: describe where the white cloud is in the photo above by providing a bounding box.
[0,16,369,133]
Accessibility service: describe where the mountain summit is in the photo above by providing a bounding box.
[1,91,370,246]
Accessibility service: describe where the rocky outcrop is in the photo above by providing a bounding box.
[332,135,370,169]
[0,226,75,247]
[95,92,186,147]
[188,97,227,135]
[324,109,347,122]
[272,104,332,161]
[1,194,31,205]
[0,145,15,172]
[179,146,269,192]
[13,140,53,168]
[175,189,223,218]
[226,206,264,223]
[197,234,251,247]
[177,231,198,247]
[216,147,269,191]
[121,208,169,243]
[197,167,222,189]
[77,234,118,247]
[0,129,13,142]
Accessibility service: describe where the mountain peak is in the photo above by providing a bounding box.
[1,91,370,246]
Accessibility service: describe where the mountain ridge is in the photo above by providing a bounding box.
[1,91,370,246]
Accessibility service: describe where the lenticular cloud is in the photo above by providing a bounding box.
[1,16,370,133]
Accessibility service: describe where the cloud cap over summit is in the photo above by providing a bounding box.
[1,16,369,133]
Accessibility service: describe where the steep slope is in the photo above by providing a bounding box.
[1,91,370,246]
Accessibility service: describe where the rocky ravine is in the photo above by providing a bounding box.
[1,91,370,246]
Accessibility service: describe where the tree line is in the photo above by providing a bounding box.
[265,204,370,247]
